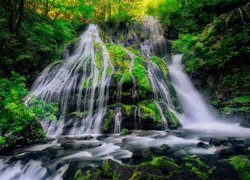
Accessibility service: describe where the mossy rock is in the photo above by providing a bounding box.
[228,155,250,180]
[74,168,102,180]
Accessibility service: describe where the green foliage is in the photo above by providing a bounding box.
[233,95,250,104]
[106,13,133,28]
[183,155,213,180]
[229,156,250,180]
[151,157,180,170]
[74,169,102,180]
[151,56,168,76]
[172,34,197,54]
[94,43,103,70]
[120,128,129,136]
[157,0,248,34]
[132,57,153,95]
[139,100,161,123]
[103,111,114,132]
[165,110,180,129]
[27,97,59,121]
[0,73,46,147]
[102,160,114,177]
[107,44,132,82]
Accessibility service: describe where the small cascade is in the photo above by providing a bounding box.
[29,24,114,136]
[238,7,245,23]
[169,54,250,136]
[139,16,180,129]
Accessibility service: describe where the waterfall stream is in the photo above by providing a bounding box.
[169,54,250,137]
[29,24,114,136]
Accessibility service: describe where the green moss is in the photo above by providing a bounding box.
[183,155,213,180]
[229,156,250,180]
[82,79,88,89]
[129,171,165,180]
[151,56,168,76]
[107,44,130,69]
[74,170,84,180]
[74,169,102,180]
[71,111,86,118]
[102,160,120,179]
[132,57,153,95]
[123,70,132,83]
[139,100,161,123]
[151,157,180,170]
[107,66,113,76]
[94,43,103,70]
[122,105,133,114]
[233,95,250,104]
[102,111,113,132]
[102,160,113,177]
[221,106,250,115]
[114,71,123,82]
[82,77,94,89]
[120,128,129,136]
[107,44,132,83]
[165,110,180,129]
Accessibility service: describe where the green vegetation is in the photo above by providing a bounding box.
[139,100,161,123]
[156,0,250,125]
[151,56,168,76]
[132,57,153,96]
[0,73,46,148]
[165,110,180,129]
[27,97,59,121]
[107,44,132,82]
[183,155,214,180]
[229,156,250,180]
[120,128,129,136]
[102,111,114,133]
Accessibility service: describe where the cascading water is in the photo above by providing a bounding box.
[139,16,180,129]
[169,54,250,136]
[29,24,114,136]
[28,16,179,135]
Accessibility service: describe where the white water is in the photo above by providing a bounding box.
[169,54,250,137]
[28,24,114,136]
[140,16,180,129]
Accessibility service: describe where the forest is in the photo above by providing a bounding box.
[0,0,249,179]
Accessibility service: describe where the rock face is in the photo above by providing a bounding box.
[28,17,181,136]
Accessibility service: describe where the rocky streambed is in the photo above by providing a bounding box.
[0,130,249,179]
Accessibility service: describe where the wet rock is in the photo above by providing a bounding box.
[102,159,133,180]
[58,137,71,144]
[79,135,93,140]
[209,160,240,180]
[197,142,210,149]
[136,163,163,176]
[215,146,233,156]
[79,142,102,149]
[130,148,153,164]
[172,149,188,158]
[150,157,181,175]
[150,144,172,155]
[209,138,228,146]
[169,170,198,180]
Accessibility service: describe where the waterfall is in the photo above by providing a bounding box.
[29,24,114,136]
[139,16,180,129]
[169,54,250,136]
